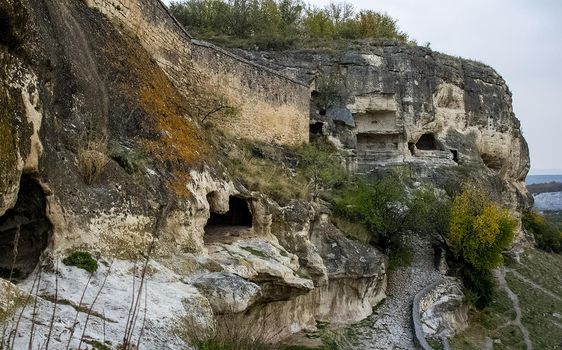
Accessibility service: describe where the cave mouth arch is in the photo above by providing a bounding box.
[204,195,253,240]
[0,175,52,281]
[415,133,442,151]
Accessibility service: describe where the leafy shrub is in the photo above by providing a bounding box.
[333,177,450,256]
[296,138,346,199]
[461,268,495,309]
[333,176,408,252]
[406,184,451,237]
[448,187,516,271]
[445,187,516,308]
[170,0,411,49]
[62,251,98,273]
[522,210,562,253]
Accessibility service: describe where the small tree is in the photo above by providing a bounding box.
[406,184,451,238]
[448,187,516,271]
[297,139,346,199]
[334,175,408,252]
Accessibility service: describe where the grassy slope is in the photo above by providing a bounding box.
[450,248,562,349]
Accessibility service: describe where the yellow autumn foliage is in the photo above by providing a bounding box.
[449,187,516,270]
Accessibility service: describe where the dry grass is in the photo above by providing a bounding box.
[331,216,370,244]
[226,141,310,205]
[178,312,278,350]
[78,139,109,185]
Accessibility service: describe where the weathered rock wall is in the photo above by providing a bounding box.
[85,0,310,146]
[84,0,193,95]
[191,40,310,145]
[244,45,532,211]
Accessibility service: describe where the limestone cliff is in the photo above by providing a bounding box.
[238,45,532,214]
[0,0,532,348]
[0,0,384,348]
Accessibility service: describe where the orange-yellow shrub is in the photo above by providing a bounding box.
[449,187,516,270]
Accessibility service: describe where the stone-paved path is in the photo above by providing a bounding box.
[351,235,443,350]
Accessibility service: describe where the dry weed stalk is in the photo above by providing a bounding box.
[77,261,113,350]
[1,225,21,347]
[44,261,59,350]
[64,271,94,350]
[121,203,169,349]
[27,265,43,350]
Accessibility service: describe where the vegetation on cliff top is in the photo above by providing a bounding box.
[522,210,562,253]
[170,0,411,49]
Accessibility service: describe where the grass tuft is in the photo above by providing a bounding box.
[62,251,98,273]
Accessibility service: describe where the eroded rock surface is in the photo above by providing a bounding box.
[419,277,468,338]
[241,46,532,214]
[0,0,532,348]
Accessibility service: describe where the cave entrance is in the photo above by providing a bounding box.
[451,149,459,163]
[415,133,441,151]
[204,195,253,243]
[0,175,52,281]
[310,122,324,136]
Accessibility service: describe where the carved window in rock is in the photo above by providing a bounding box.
[415,133,443,151]
[204,194,253,236]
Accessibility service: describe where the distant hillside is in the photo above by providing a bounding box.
[527,181,562,194]
[526,174,562,185]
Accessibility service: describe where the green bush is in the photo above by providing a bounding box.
[406,184,451,237]
[333,176,408,252]
[296,138,346,199]
[461,268,495,309]
[170,0,411,49]
[522,210,562,253]
[62,251,98,273]
[333,177,450,256]
[445,187,516,308]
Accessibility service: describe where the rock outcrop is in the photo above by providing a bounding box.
[419,277,468,339]
[0,0,532,348]
[239,45,532,214]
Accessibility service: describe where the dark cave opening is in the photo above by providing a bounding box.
[0,175,52,281]
[310,122,324,135]
[204,195,253,235]
[481,153,503,172]
[408,142,415,156]
[0,10,13,46]
[415,133,441,151]
[451,149,459,163]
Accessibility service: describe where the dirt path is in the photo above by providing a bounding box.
[507,269,561,302]
[494,268,533,350]
[351,235,443,350]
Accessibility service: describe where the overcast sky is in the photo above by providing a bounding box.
[164,0,562,174]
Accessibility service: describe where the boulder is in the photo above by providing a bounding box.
[419,277,468,338]
[192,272,261,314]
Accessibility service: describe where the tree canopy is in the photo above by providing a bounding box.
[169,0,411,49]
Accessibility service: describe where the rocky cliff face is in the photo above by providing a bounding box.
[0,0,385,348]
[0,0,532,348]
[238,45,532,214]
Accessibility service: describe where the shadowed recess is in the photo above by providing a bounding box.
[0,175,52,280]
